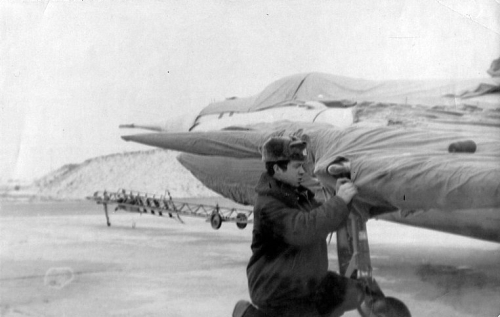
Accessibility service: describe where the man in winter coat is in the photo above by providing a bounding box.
[233,136,364,317]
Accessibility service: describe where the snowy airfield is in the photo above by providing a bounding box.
[1,199,499,317]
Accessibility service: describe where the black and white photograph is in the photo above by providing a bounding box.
[1,1,499,316]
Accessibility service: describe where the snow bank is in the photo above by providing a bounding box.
[33,150,218,200]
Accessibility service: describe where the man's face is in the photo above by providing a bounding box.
[274,160,305,187]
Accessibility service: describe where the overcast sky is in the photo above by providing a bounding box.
[2,0,499,181]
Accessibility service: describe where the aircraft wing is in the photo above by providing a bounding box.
[122,121,500,216]
[122,129,264,159]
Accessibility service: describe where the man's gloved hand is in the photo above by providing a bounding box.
[336,178,358,204]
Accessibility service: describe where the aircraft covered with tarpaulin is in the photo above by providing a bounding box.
[122,62,500,242]
[115,61,500,317]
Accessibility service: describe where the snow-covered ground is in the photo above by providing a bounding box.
[1,201,499,317]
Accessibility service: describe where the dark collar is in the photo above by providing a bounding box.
[255,172,315,207]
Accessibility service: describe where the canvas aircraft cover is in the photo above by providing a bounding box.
[200,72,500,117]
[123,120,500,216]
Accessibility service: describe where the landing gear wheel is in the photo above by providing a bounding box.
[236,213,247,230]
[210,212,222,230]
[359,296,411,317]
